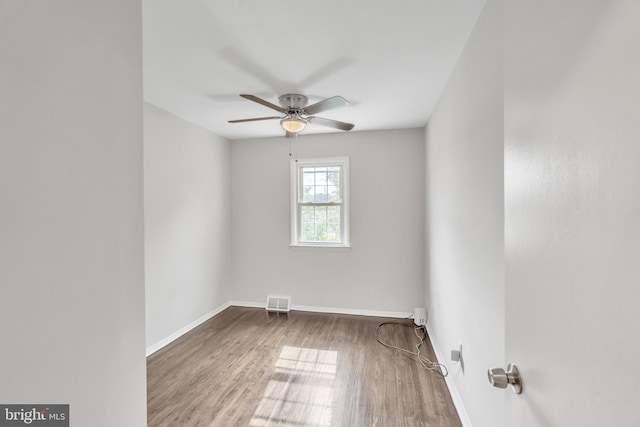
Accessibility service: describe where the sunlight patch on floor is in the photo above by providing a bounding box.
[250,345,337,427]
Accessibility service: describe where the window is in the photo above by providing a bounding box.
[290,157,350,247]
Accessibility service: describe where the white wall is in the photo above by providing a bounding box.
[0,2,146,426]
[231,129,425,314]
[505,1,640,425]
[144,103,231,349]
[424,0,503,425]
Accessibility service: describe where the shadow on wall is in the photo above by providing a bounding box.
[505,0,614,97]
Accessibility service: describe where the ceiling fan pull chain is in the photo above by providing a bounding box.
[289,133,298,161]
[293,132,297,161]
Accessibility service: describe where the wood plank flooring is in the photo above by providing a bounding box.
[147,307,462,427]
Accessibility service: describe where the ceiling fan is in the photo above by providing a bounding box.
[228,94,355,137]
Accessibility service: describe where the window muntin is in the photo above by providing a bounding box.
[291,158,349,247]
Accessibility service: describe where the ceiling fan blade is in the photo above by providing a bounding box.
[240,94,287,113]
[308,116,355,131]
[228,116,281,123]
[303,96,349,115]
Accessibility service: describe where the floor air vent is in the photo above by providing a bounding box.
[265,295,291,312]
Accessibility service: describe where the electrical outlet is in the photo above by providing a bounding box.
[413,308,427,326]
[450,342,463,362]
[451,348,461,362]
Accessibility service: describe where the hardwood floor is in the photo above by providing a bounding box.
[147,307,462,427]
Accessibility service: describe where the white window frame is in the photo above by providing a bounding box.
[290,157,350,248]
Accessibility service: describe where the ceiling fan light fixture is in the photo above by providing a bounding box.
[281,117,306,133]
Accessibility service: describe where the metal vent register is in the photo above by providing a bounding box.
[265,295,291,312]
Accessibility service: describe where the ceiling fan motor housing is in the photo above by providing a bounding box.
[279,94,308,110]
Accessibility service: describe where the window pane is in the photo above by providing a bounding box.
[302,167,342,203]
[301,206,314,222]
[299,205,341,242]
[327,222,340,241]
[302,185,314,203]
[301,206,315,241]
[327,185,339,202]
[327,206,341,241]
[315,168,328,185]
[327,206,340,223]
[328,170,340,186]
[303,170,315,186]
[315,188,328,203]
[315,206,326,224]
[315,223,328,241]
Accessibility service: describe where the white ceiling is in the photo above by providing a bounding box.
[143,0,486,140]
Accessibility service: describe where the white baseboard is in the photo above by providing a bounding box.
[292,304,411,318]
[147,300,412,357]
[229,300,411,319]
[229,300,265,309]
[146,301,231,357]
[426,323,472,427]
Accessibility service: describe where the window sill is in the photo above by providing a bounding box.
[289,243,352,251]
